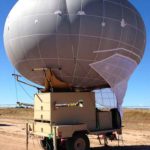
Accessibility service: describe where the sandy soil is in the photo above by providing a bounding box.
[0,118,150,150]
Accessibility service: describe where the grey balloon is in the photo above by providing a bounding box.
[4,0,146,90]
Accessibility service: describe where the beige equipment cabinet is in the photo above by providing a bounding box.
[29,92,121,150]
[33,92,96,137]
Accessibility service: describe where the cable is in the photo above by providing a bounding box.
[14,69,18,103]
[18,82,34,100]
[13,68,34,102]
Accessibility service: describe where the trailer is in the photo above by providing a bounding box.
[28,92,122,150]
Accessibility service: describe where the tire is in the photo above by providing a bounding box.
[40,138,61,150]
[40,138,47,150]
[40,138,53,150]
[66,133,90,150]
[111,108,122,129]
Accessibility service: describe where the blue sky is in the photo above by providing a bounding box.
[0,0,149,107]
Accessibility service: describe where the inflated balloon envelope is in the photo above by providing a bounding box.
[4,0,146,113]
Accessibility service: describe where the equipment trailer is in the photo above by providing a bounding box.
[28,92,122,150]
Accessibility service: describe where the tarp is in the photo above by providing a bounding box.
[90,54,137,116]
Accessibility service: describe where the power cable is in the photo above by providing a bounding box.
[14,69,18,103]
[13,68,34,102]
[18,82,33,100]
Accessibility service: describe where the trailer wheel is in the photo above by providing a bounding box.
[66,133,90,150]
[40,138,61,150]
[111,108,122,129]
[40,139,46,149]
[40,138,53,150]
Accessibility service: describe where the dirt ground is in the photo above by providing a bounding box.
[0,109,150,150]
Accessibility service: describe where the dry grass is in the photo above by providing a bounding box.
[0,108,33,120]
[0,108,149,130]
[123,109,150,122]
[123,109,150,130]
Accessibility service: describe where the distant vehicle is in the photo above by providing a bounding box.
[16,102,34,109]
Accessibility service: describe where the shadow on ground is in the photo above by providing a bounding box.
[0,124,13,127]
[91,146,150,150]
